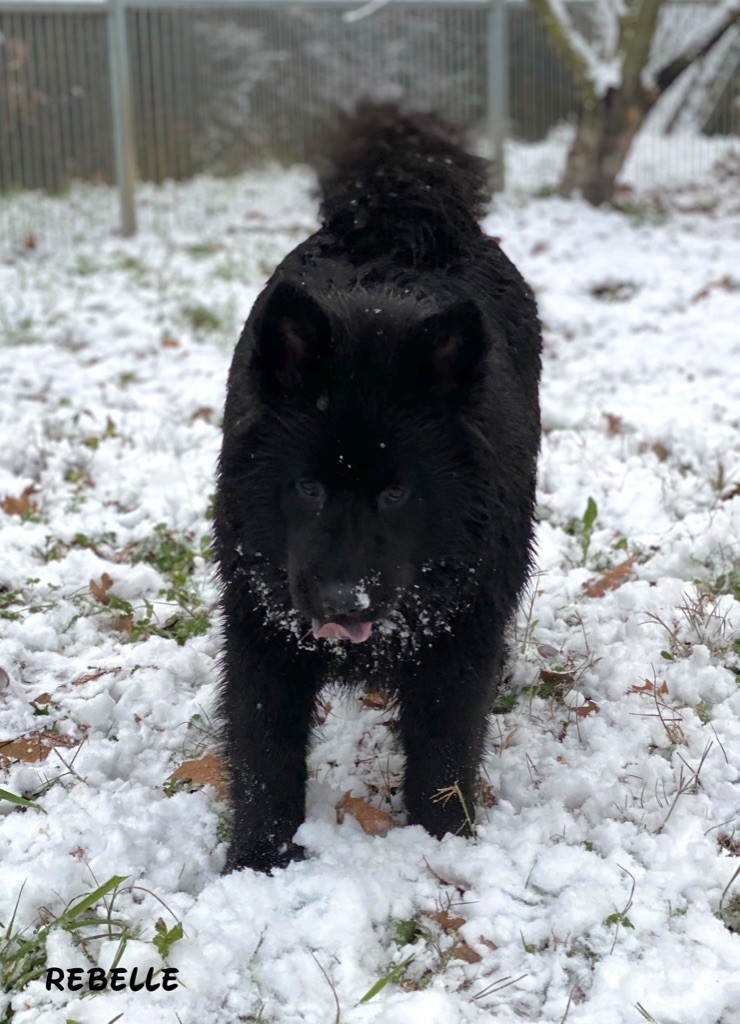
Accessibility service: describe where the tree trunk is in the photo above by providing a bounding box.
[559,88,649,205]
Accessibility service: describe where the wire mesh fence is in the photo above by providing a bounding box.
[0,0,738,249]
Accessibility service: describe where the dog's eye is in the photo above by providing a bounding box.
[379,485,410,509]
[296,478,325,503]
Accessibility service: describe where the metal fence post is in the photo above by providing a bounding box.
[107,0,136,234]
[487,0,507,191]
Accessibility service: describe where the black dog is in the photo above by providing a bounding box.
[214,104,542,872]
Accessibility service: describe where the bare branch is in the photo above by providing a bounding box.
[655,1,740,94]
[619,0,665,96]
[528,0,599,91]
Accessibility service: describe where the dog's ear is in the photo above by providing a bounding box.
[250,282,331,395]
[408,300,485,397]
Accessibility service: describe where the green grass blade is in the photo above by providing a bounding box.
[358,955,414,1004]
[56,876,127,926]
[4,875,127,966]
[0,788,46,814]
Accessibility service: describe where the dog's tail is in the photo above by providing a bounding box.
[314,102,491,262]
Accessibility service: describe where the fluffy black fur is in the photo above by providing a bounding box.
[214,103,542,873]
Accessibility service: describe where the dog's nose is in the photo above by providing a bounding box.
[319,582,368,619]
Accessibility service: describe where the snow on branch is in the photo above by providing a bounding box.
[618,0,664,95]
[529,0,622,95]
[530,0,627,96]
[653,0,740,94]
[592,0,627,58]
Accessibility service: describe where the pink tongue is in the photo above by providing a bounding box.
[312,619,373,643]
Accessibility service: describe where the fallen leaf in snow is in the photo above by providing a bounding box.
[337,793,393,835]
[628,679,669,696]
[1,485,38,516]
[190,406,216,424]
[427,909,466,931]
[422,910,484,962]
[71,667,122,686]
[169,753,227,798]
[111,615,133,635]
[450,939,482,964]
[89,573,114,604]
[499,726,520,751]
[718,834,740,856]
[540,668,575,685]
[691,275,739,303]
[573,699,600,717]
[637,440,670,461]
[603,412,632,436]
[0,731,79,765]
[583,558,635,598]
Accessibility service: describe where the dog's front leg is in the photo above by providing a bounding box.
[221,622,319,873]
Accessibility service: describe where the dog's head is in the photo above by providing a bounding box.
[220,280,492,642]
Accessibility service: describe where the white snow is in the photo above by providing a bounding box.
[1,153,739,1024]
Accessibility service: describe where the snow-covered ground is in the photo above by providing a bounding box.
[1,149,739,1024]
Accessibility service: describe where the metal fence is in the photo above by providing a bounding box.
[0,0,738,243]
[0,0,508,238]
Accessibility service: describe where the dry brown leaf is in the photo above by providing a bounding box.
[573,699,600,718]
[540,668,575,686]
[691,275,738,303]
[425,909,484,962]
[71,666,122,687]
[603,413,631,436]
[161,336,180,349]
[583,557,635,598]
[479,936,498,951]
[718,834,740,856]
[628,679,669,696]
[500,725,520,751]
[190,406,216,424]
[31,692,53,705]
[111,615,133,635]
[638,440,670,461]
[478,781,498,807]
[427,908,466,931]
[450,939,482,964]
[337,793,393,835]
[0,667,9,691]
[89,573,114,604]
[0,731,79,765]
[1,485,38,517]
[169,753,227,798]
